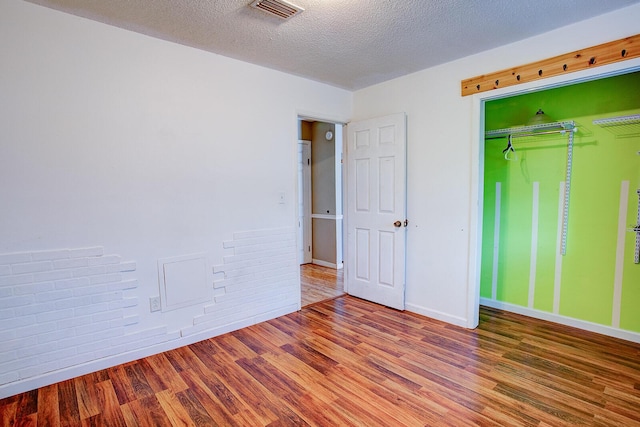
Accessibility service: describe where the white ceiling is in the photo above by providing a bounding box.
[25,0,640,90]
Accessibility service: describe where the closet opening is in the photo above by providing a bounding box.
[477,69,640,341]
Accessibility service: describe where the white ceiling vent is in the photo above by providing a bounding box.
[250,0,304,20]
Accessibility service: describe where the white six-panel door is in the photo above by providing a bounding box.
[346,113,407,310]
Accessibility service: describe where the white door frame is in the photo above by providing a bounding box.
[468,59,640,330]
[296,114,348,282]
[298,140,312,265]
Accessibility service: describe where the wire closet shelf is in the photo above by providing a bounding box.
[592,113,640,264]
[485,120,577,139]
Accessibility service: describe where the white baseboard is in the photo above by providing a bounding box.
[405,303,469,328]
[480,298,640,344]
[312,259,337,269]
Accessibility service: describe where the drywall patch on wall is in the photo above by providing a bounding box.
[0,247,178,388]
[181,227,298,337]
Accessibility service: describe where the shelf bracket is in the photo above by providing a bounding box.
[634,190,640,264]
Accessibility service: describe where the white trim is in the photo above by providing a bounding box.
[297,110,349,126]
[528,182,539,308]
[613,180,630,328]
[467,93,484,329]
[298,140,313,265]
[491,182,501,301]
[312,258,338,269]
[311,214,344,220]
[553,181,565,314]
[406,302,469,328]
[480,298,640,344]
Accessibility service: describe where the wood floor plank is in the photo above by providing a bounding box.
[37,384,60,427]
[5,291,640,426]
[14,412,37,427]
[142,353,188,393]
[57,379,80,426]
[174,389,216,427]
[179,368,237,426]
[75,375,101,421]
[201,340,281,425]
[300,264,344,307]
[0,401,17,427]
[124,363,155,401]
[124,394,171,427]
[94,380,127,427]
[107,364,137,405]
[154,389,195,427]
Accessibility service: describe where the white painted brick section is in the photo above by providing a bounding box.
[108,261,136,273]
[53,258,89,270]
[36,290,73,303]
[184,227,298,338]
[33,270,73,283]
[90,274,122,285]
[11,261,53,275]
[13,282,55,295]
[69,247,104,258]
[55,277,91,290]
[0,246,162,388]
[0,274,34,287]
[1,231,298,392]
[88,255,122,266]
[0,295,35,309]
[31,249,71,261]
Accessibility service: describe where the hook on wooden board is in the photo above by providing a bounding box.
[461,34,640,96]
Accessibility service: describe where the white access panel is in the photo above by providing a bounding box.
[158,253,210,311]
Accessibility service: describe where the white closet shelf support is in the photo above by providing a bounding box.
[634,189,640,264]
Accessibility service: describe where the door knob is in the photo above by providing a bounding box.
[393,221,402,227]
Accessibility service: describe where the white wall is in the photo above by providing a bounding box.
[352,4,640,328]
[0,0,351,397]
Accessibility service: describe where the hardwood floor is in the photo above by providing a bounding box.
[2,297,640,426]
[300,263,344,307]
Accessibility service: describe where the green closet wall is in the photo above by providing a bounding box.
[481,71,640,333]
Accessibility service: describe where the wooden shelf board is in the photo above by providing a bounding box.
[461,34,640,97]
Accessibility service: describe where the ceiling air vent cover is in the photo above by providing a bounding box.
[250,0,304,20]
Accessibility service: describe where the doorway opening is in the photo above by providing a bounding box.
[298,117,345,307]
[476,68,640,340]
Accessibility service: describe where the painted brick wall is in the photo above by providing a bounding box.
[0,247,178,388]
[182,227,299,337]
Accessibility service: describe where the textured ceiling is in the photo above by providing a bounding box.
[25,0,640,90]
